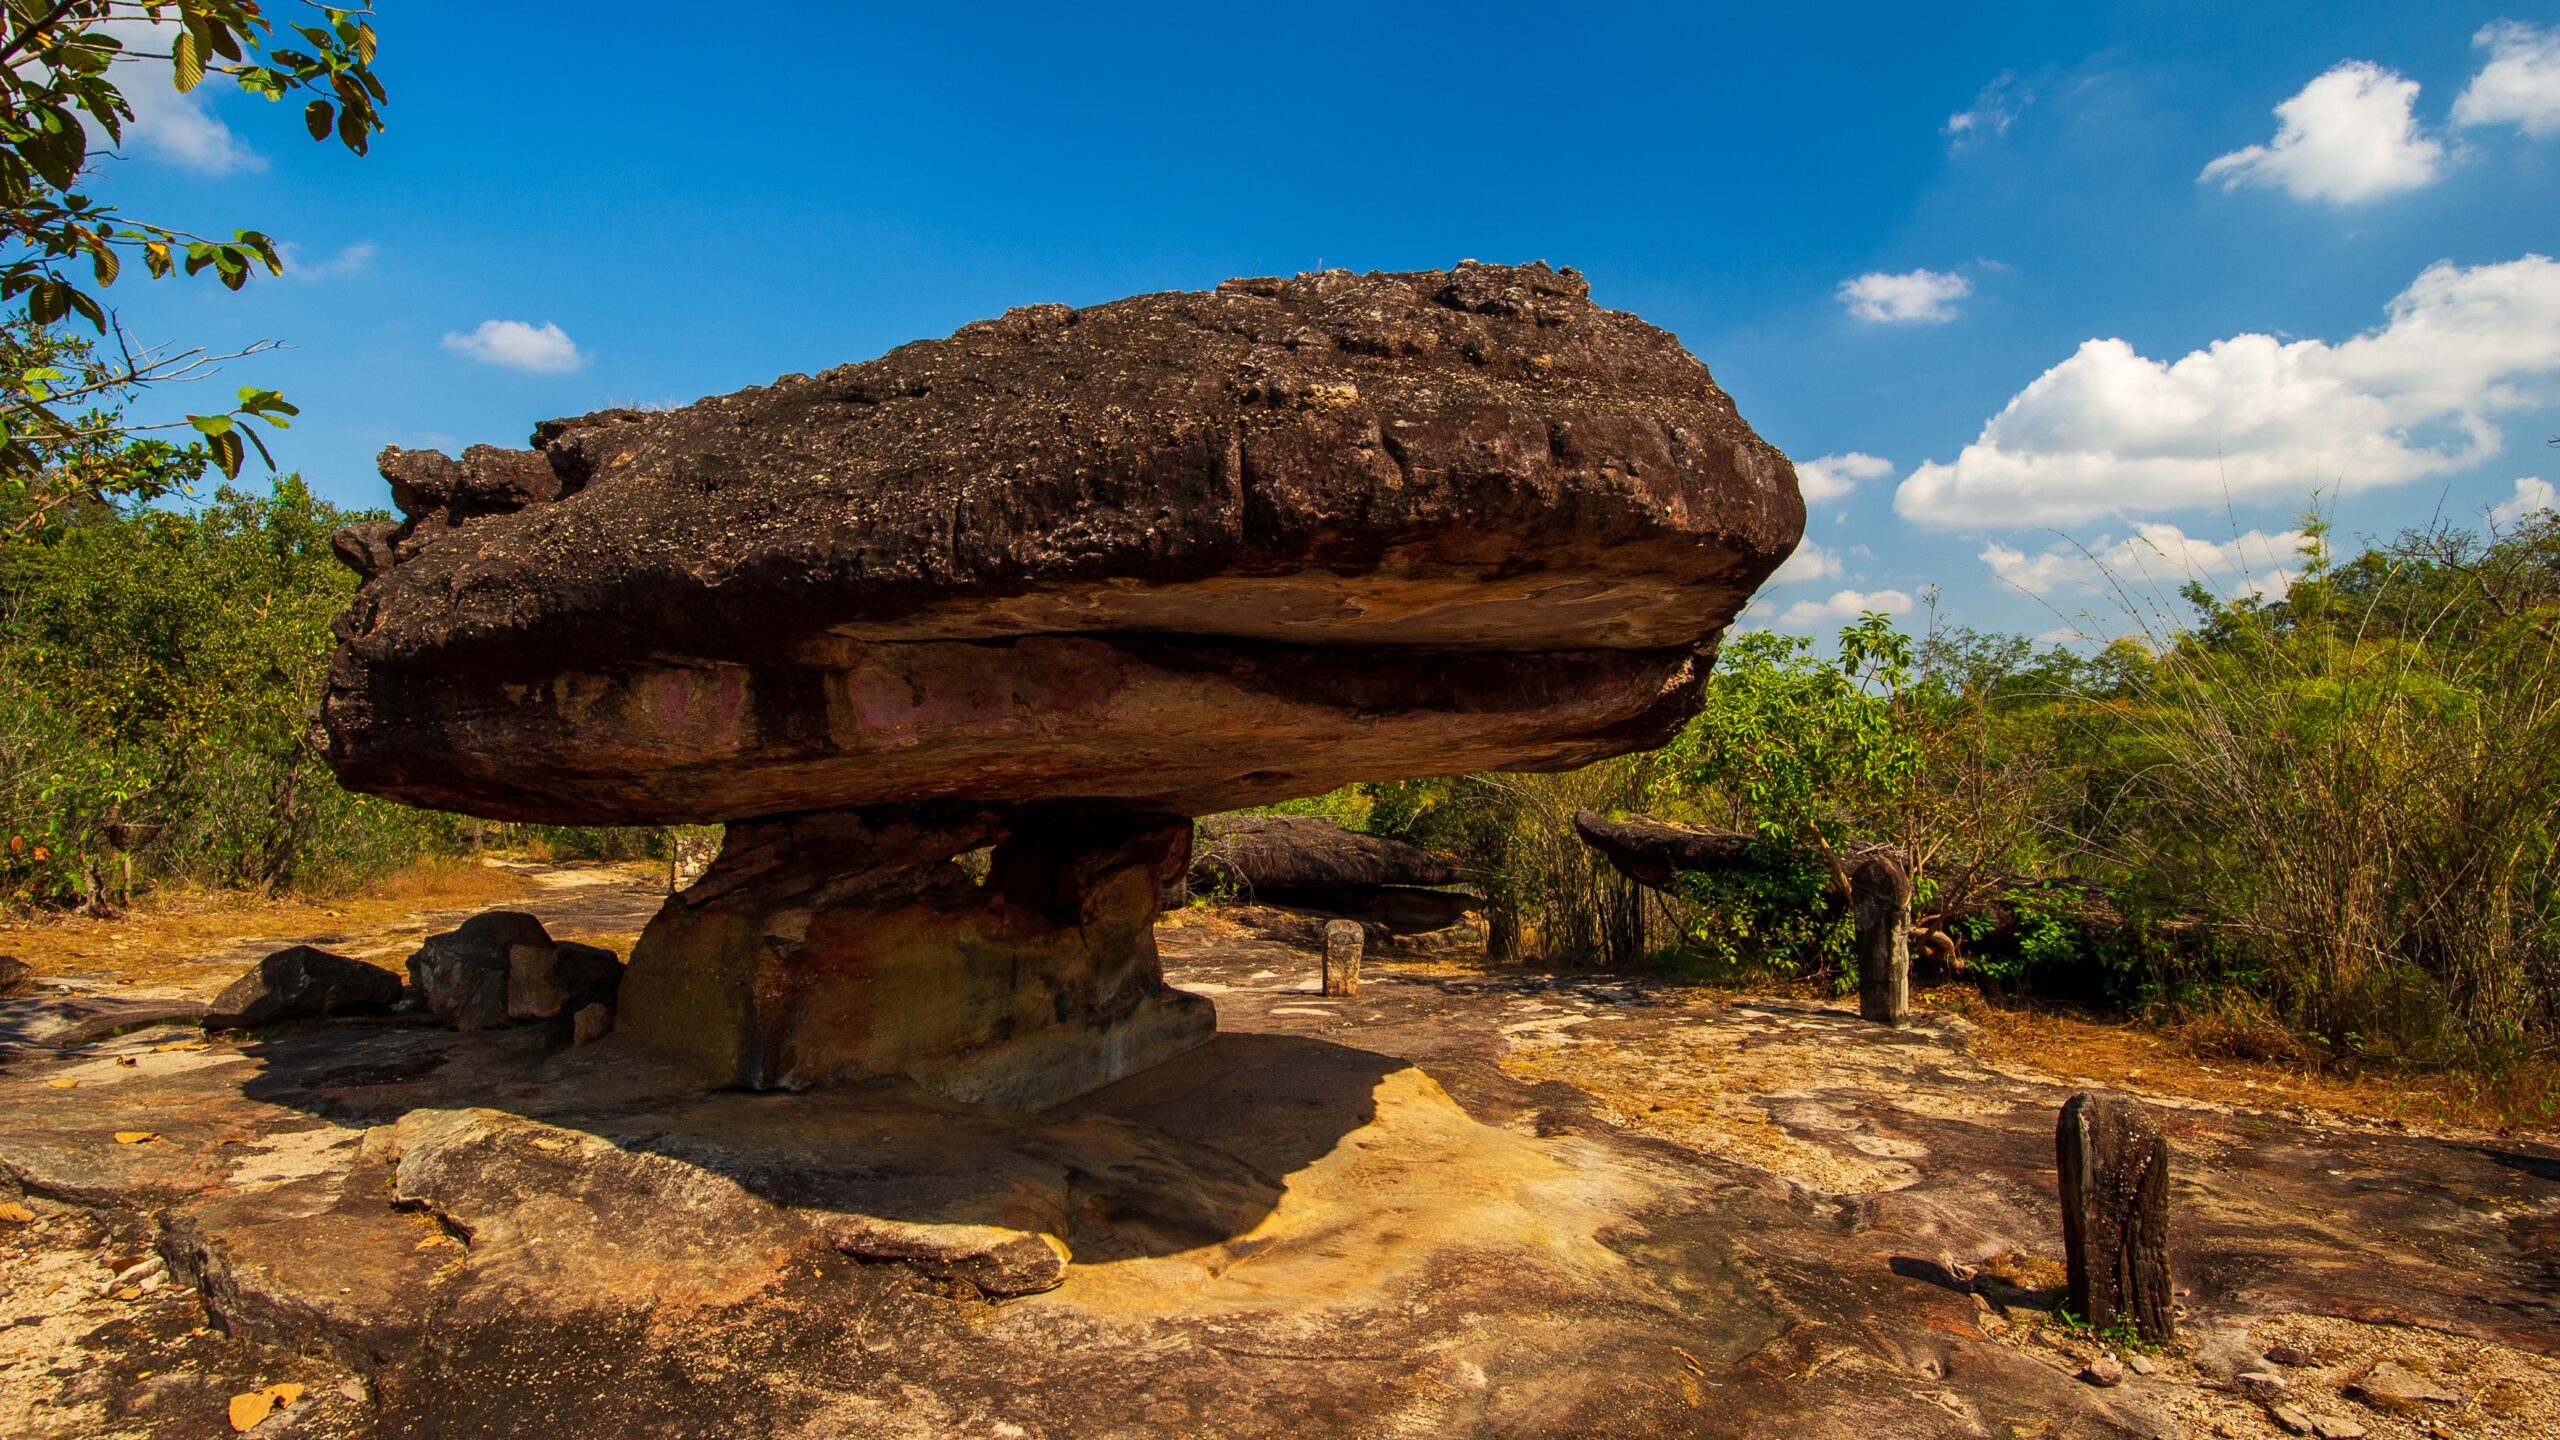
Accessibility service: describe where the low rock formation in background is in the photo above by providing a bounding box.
[1192,813,1480,934]
[321,263,1802,1106]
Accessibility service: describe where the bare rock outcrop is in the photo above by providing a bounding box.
[321,263,1802,1105]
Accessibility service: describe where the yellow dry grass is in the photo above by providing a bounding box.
[0,857,539,996]
[1934,987,2560,1137]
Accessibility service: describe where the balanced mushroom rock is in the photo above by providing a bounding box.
[321,262,1803,1107]
[1192,814,1480,934]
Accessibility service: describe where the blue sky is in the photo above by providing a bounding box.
[88,2,2560,643]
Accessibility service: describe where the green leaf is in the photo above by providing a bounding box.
[189,414,236,437]
[304,99,332,141]
[27,279,68,325]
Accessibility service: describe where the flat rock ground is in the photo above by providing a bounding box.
[0,866,2554,1440]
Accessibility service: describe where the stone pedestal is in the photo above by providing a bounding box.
[2057,1091,2174,1342]
[616,801,1214,1110]
[1322,920,1364,997]
[1852,852,1912,1027]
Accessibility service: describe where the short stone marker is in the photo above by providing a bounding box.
[1851,852,1912,1026]
[1322,920,1364,998]
[2056,1091,2173,1342]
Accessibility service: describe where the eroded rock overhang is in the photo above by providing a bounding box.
[319,261,1804,826]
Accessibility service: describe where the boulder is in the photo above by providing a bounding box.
[1193,815,1481,935]
[0,953,30,1000]
[615,803,1210,1104]
[1193,815,1462,892]
[1571,809,1780,891]
[321,263,1803,1102]
[321,263,1799,825]
[203,946,403,1030]
[406,912,620,1032]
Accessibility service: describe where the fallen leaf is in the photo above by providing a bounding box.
[228,1391,277,1431]
[113,1131,157,1145]
[228,1381,305,1430]
[115,1056,137,1067]
[153,1039,207,1053]
[114,1285,141,1301]
[0,1202,34,1223]
[45,1077,76,1089]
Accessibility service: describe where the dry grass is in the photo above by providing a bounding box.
[0,857,541,997]
[1934,986,2560,1137]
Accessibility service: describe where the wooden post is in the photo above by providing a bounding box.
[1850,851,1911,1026]
[2057,1092,2174,1343]
[1323,919,1364,997]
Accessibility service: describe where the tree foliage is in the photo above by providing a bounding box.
[0,1,385,522]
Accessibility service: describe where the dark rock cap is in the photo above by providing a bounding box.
[323,263,1803,823]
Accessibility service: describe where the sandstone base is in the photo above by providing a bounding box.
[615,801,1215,1107]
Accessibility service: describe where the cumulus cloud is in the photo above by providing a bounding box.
[1778,588,1915,628]
[2200,61,2444,205]
[1981,524,2310,599]
[281,240,376,280]
[1838,268,1971,325]
[1893,254,2560,529]
[90,18,262,175]
[1768,539,1844,588]
[1795,451,1892,503]
[1944,72,2029,147]
[442,320,585,374]
[2454,21,2560,137]
[2492,475,2555,525]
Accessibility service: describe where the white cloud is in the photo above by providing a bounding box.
[1944,72,2029,147]
[1894,255,2560,528]
[280,240,376,280]
[1982,524,2310,599]
[2492,475,2555,525]
[1795,451,1892,503]
[442,320,585,374]
[90,18,262,176]
[1768,539,1843,587]
[2199,61,2444,205]
[2454,21,2560,137]
[1778,588,1915,628]
[1838,268,1972,325]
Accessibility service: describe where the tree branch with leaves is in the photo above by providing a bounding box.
[0,0,384,524]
